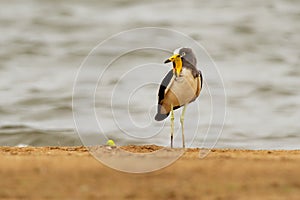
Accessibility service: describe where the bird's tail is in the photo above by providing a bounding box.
[155,104,182,121]
[154,104,170,121]
[155,112,169,121]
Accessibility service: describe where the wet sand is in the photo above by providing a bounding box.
[0,146,299,199]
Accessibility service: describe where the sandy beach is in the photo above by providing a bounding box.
[0,146,299,199]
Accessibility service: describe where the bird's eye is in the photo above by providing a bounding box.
[181,52,186,57]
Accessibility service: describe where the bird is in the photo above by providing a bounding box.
[155,47,203,148]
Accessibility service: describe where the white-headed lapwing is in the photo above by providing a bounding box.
[155,47,203,148]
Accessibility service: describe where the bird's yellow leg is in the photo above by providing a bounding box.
[180,105,187,148]
[170,104,174,148]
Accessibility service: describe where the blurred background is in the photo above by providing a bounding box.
[0,0,299,149]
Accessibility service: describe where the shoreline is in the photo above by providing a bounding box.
[0,146,300,199]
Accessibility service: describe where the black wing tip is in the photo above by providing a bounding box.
[155,113,169,121]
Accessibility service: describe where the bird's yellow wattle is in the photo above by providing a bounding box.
[168,54,182,77]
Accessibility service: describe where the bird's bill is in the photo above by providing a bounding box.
[164,54,182,77]
[164,59,171,64]
[164,54,179,63]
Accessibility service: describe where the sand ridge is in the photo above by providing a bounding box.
[0,146,299,199]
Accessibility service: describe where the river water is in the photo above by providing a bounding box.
[0,0,299,149]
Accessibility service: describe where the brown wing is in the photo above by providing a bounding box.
[190,70,203,103]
